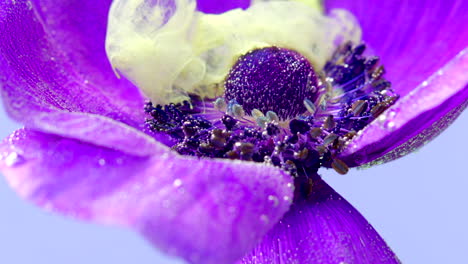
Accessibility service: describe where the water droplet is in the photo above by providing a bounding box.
[4,152,25,167]
[387,108,397,118]
[173,178,182,187]
[260,214,270,224]
[379,108,398,131]
[383,120,396,131]
[377,113,387,123]
[268,195,279,207]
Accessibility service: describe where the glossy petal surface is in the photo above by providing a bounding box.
[0,129,294,264]
[341,48,468,166]
[239,179,399,264]
[0,0,145,128]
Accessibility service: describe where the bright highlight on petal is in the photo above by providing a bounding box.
[106,0,361,105]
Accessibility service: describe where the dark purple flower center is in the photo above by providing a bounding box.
[225,47,318,120]
[145,43,399,199]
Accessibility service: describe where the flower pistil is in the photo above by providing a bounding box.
[145,42,398,199]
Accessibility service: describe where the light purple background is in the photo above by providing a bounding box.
[1,104,467,264]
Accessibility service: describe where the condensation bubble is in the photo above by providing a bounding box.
[173,178,183,187]
[4,152,25,167]
[260,214,270,224]
[268,195,279,207]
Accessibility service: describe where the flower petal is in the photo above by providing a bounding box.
[239,179,399,264]
[0,0,145,128]
[326,0,468,165]
[0,129,294,264]
[325,0,468,97]
[26,111,169,157]
[340,48,468,167]
[197,0,250,14]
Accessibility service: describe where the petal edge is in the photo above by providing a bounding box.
[340,48,468,166]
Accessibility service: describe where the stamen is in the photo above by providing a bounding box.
[304,99,317,115]
[331,158,349,175]
[251,109,264,119]
[222,115,237,130]
[265,111,279,123]
[323,133,339,146]
[144,42,398,200]
[256,116,268,128]
[351,100,368,116]
[371,102,388,118]
[323,115,336,130]
[289,119,310,134]
[310,127,323,138]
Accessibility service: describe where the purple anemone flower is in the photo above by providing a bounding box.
[0,0,467,263]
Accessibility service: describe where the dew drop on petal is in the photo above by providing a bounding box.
[383,120,396,131]
[387,108,398,119]
[378,108,398,131]
[173,178,183,187]
[260,214,270,224]
[98,158,106,166]
[267,195,279,207]
[4,152,25,167]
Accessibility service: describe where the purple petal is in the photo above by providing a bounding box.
[325,0,468,166]
[340,48,468,166]
[0,0,145,128]
[325,0,468,97]
[0,129,294,264]
[239,179,399,264]
[26,111,167,157]
[197,0,250,14]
